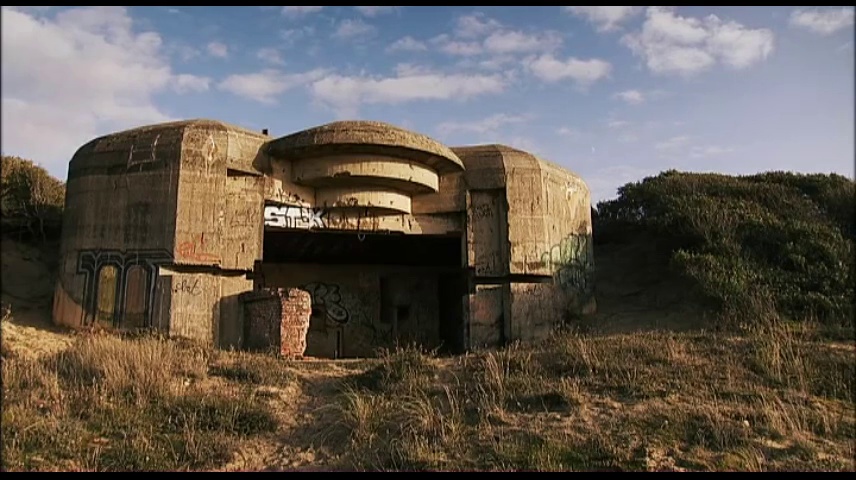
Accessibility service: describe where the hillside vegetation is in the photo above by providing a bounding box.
[1,156,65,242]
[1,164,854,472]
[595,170,855,330]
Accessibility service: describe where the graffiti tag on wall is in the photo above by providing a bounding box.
[177,234,219,263]
[265,205,327,229]
[298,281,393,356]
[541,234,595,294]
[264,204,386,231]
[173,278,202,297]
[301,282,349,323]
[77,249,174,328]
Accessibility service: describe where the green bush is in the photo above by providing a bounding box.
[595,170,855,325]
[1,156,65,242]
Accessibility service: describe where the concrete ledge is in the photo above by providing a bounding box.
[316,187,413,215]
[266,120,465,174]
[293,154,440,194]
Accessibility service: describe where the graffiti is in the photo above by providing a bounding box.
[301,282,349,324]
[229,206,257,227]
[299,281,393,357]
[468,203,494,221]
[264,205,327,229]
[264,202,388,232]
[173,278,202,296]
[177,234,219,263]
[126,134,160,168]
[541,234,594,294]
[77,249,174,328]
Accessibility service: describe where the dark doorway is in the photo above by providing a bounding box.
[438,272,466,354]
[263,229,462,266]
[261,228,465,357]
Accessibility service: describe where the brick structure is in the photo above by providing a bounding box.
[240,288,311,357]
[279,288,312,357]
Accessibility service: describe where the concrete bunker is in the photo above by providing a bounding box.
[256,121,468,357]
[52,119,595,358]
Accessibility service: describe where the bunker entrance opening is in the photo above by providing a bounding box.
[259,228,466,358]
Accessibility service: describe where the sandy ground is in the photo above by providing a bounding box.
[1,237,73,359]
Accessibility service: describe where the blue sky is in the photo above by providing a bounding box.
[2,6,853,202]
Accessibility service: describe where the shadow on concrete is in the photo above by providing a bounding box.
[218,292,245,350]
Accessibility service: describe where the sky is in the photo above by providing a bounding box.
[2,6,853,202]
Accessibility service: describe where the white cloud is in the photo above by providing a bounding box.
[607,120,630,129]
[789,8,854,35]
[656,136,734,158]
[456,12,502,38]
[613,89,645,105]
[622,7,774,76]
[433,25,562,58]
[525,54,612,86]
[206,41,228,58]
[564,6,643,32]
[617,132,639,143]
[387,36,427,52]
[311,71,507,117]
[218,68,327,104]
[393,63,433,76]
[0,6,203,176]
[172,74,210,93]
[437,113,531,135]
[690,145,733,158]
[431,34,484,56]
[169,43,200,61]
[280,26,315,45]
[556,126,580,137]
[281,6,324,17]
[355,6,399,17]
[483,30,562,54]
[655,135,692,151]
[333,18,376,39]
[478,55,517,71]
[257,47,285,65]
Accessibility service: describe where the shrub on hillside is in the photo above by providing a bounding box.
[595,170,855,325]
[0,156,65,241]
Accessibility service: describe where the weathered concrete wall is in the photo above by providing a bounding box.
[173,121,267,269]
[452,145,595,348]
[54,120,266,345]
[219,274,252,349]
[257,263,448,357]
[504,151,595,341]
[54,122,184,328]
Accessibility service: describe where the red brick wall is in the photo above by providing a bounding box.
[280,288,311,357]
[240,288,311,357]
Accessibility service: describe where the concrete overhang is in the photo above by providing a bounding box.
[265,121,465,174]
[265,121,465,215]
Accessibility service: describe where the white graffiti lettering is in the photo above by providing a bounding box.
[264,205,327,229]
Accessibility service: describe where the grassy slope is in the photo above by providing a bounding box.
[3,311,853,471]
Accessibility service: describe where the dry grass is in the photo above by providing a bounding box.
[1,333,288,472]
[2,318,853,472]
[329,322,855,472]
